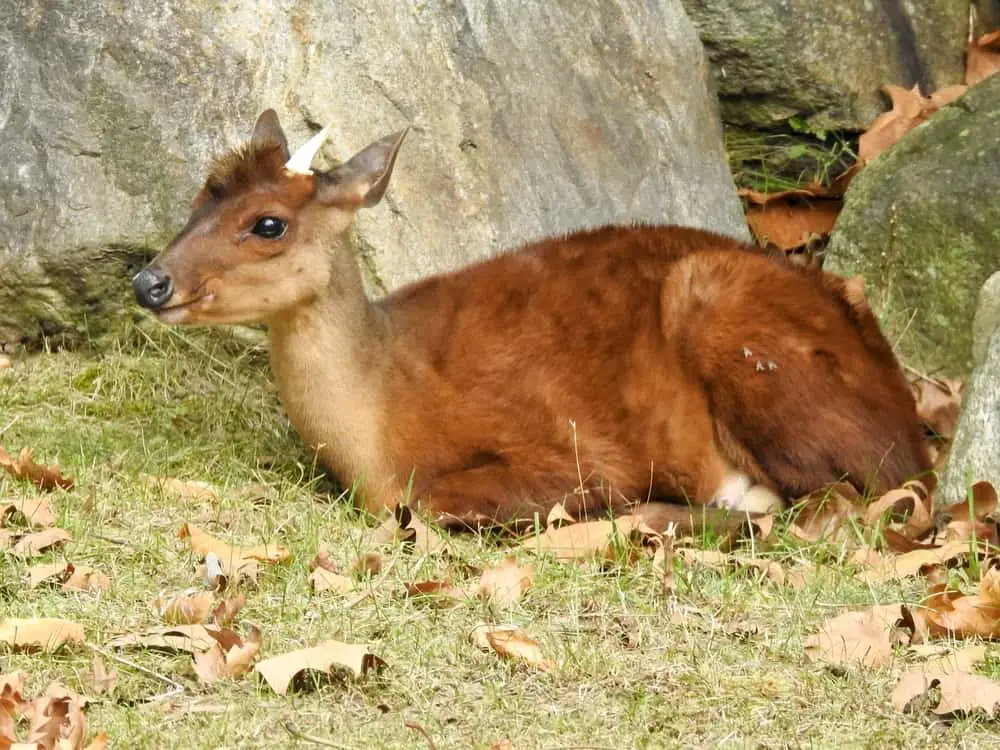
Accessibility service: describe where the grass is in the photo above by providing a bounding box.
[1,323,999,749]
[724,127,857,194]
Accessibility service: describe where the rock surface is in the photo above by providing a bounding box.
[0,0,747,350]
[939,275,1000,503]
[826,75,1000,374]
[681,0,969,131]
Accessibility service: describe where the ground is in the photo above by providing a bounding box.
[1,323,997,749]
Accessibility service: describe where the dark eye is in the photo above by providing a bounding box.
[251,216,287,239]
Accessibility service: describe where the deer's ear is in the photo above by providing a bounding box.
[315,129,408,209]
[251,109,290,159]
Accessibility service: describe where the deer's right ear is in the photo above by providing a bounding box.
[315,129,408,209]
[251,109,290,159]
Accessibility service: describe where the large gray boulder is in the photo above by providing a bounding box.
[826,74,1000,374]
[0,0,748,350]
[680,0,968,131]
[940,274,1000,503]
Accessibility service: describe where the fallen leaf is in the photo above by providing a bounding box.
[0,618,85,653]
[967,30,1000,86]
[859,85,948,162]
[11,527,71,558]
[157,590,216,625]
[254,640,385,694]
[106,624,221,653]
[788,483,863,543]
[477,558,534,606]
[855,541,974,583]
[27,562,110,593]
[937,481,999,545]
[864,486,933,536]
[545,502,576,528]
[894,669,1000,717]
[471,623,554,671]
[804,604,906,668]
[179,523,290,564]
[0,497,57,528]
[371,505,448,555]
[351,552,382,577]
[198,551,259,590]
[911,569,1000,640]
[521,515,655,561]
[309,568,356,595]
[142,475,220,503]
[193,626,262,684]
[912,377,963,441]
[0,445,74,491]
[489,740,514,750]
[744,196,841,252]
[403,579,467,600]
[309,548,337,573]
[212,595,246,627]
[91,655,118,695]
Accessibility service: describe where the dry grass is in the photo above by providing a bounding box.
[1,324,998,749]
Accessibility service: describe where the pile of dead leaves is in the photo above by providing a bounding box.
[0,673,106,750]
[742,29,1000,257]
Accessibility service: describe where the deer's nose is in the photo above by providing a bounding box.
[133,266,174,310]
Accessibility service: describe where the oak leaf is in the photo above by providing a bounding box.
[254,640,385,694]
[27,563,110,593]
[179,523,289,564]
[471,623,554,671]
[142,475,220,503]
[106,624,221,653]
[156,590,216,625]
[11,527,71,558]
[0,445,74,491]
[804,604,906,668]
[0,618,85,653]
[521,515,657,561]
[476,558,534,606]
[309,568,355,595]
[192,626,262,683]
[0,497,57,529]
[966,30,1000,86]
[371,505,448,555]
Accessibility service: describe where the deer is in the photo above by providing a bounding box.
[132,110,930,532]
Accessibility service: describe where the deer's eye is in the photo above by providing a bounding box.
[251,216,287,239]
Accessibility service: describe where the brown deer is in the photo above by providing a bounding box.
[133,110,930,530]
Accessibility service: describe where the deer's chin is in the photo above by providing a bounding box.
[154,293,216,325]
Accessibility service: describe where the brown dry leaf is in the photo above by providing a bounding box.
[254,640,385,695]
[157,590,216,625]
[142,474,220,503]
[471,623,554,671]
[912,377,964,441]
[11,527,71,558]
[309,568,355,595]
[967,30,1000,86]
[804,604,906,668]
[0,445,74,491]
[106,624,221,653]
[744,196,841,252]
[912,569,1000,640]
[937,481,999,545]
[212,595,246,627]
[521,515,653,561]
[679,548,728,567]
[855,541,974,583]
[351,552,382,577]
[62,565,111,593]
[788,483,863,543]
[893,667,1000,717]
[90,655,118,696]
[26,562,110,593]
[198,551,259,590]
[864,486,933,536]
[489,741,514,750]
[0,497,57,529]
[309,548,336,573]
[179,523,290,564]
[859,85,928,162]
[545,502,576,528]
[477,558,534,606]
[734,557,786,586]
[192,626,262,684]
[388,505,449,555]
[0,618,85,653]
[403,579,467,600]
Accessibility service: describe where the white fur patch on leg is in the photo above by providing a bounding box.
[710,472,785,514]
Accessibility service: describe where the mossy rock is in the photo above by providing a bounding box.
[827,75,1000,375]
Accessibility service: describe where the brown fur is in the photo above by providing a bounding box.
[137,113,931,529]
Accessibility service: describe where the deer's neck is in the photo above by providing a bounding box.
[267,263,397,505]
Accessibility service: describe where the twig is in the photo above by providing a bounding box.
[404,721,438,750]
[0,416,21,438]
[283,721,354,749]
[86,643,184,703]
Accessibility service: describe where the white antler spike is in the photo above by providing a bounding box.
[284,122,334,175]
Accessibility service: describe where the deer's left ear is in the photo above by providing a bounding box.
[315,129,409,209]
[251,109,290,160]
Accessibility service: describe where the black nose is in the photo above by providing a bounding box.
[133,266,174,310]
